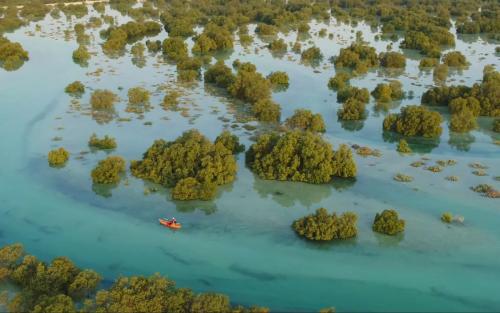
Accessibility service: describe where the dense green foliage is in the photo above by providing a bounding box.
[64,81,85,95]
[0,36,29,71]
[128,87,150,104]
[449,108,477,132]
[228,64,271,104]
[88,134,117,150]
[130,130,237,200]
[442,51,469,67]
[419,57,439,69]
[252,98,281,122]
[400,28,454,58]
[337,86,370,104]
[204,60,235,88]
[267,71,289,88]
[334,43,378,74]
[327,72,351,91]
[285,109,325,133]
[47,147,69,167]
[214,130,245,154]
[371,81,404,102]
[301,46,323,64]
[372,209,405,235]
[396,139,412,153]
[102,21,161,54]
[493,119,500,133]
[91,156,126,184]
[162,37,188,61]
[292,208,358,241]
[90,89,118,110]
[337,98,366,121]
[379,51,406,68]
[0,244,267,313]
[422,66,500,117]
[246,131,356,183]
[192,23,233,54]
[383,105,443,138]
[268,38,287,53]
[72,45,90,65]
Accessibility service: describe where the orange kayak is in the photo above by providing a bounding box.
[159,218,182,230]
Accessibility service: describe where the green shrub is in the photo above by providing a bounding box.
[334,43,378,74]
[301,46,323,63]
[246,131,356,183]
[204,60,235,88]
[397,139,412,153]
[255,23,277,36]
[371,81,404,102]
[441,212,453,223]
[372,209,405,235]
[162,37,188,61]
[228,66,271,104]
[379,51,406,68]
[267,71,289,87]
[252,98,281,122]
[171,177,216,200]
[442,51,469,67]
[91,156,125,184]
[145,40,162,53]
[327,72,351,90]
[192,24,233,53]
[48,148,70,167]
[0,38,29,71]
[337,86,370,103]
[285,109,326,132]
[65,81,85,95]
[433,64,448,82]
[127,87,150,104]
[337,98,366,120]
[419,57,439,69]
[383,105,443,138]
[292,208,358,241]
[214,130,245,154]
[72,45,90,64]
[449,109,477,133]
[88,134,117,150]
[130,130,237,200]
[268,39,287,52]
[90,89,118,110]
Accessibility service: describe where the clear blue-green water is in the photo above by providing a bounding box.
[1,6,499,312]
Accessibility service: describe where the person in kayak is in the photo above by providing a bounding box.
[171,217,177,224]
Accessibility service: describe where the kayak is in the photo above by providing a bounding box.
[159,218,182,230]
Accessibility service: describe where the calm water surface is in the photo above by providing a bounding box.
[0,6,499,312]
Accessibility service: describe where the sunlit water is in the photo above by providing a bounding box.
[0,6,499,312]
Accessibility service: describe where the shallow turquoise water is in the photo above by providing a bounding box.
[0,7,499,312]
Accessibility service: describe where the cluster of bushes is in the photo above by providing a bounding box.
[91,156,126,184]
[88,134,117,150]
[268,38,287,53]
[267,71,289,88]
[301,46,323,65]
[72,45,90,65]
[246,131,356,183]
[284,109,325,132]
[0,244,268,313]
[0,36,29,71]
[47,147,69,167]
[371,80,404,103]
[334,43,378,75]
[400,28,455,58]
[127,87,150,104]
[327,72,351,91]
[379,51,406,68]
[336,86,370,121]
[130,130,241,200]
[204,60,281,122]
[90,89,118,110]
[442,51,469,67]
[102,21,161,54]
[162,36,188,61]
[372,210,405,235]
[192,23,233,54]
[422,66,500,118]
[383,105,443,138]
[64,81,85,95]
[292,208,358,241]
